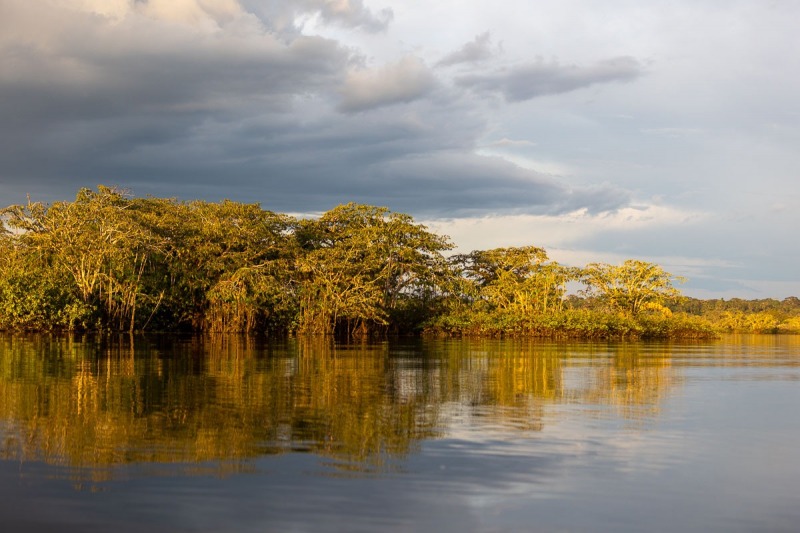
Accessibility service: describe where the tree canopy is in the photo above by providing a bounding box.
[581,260,685,317]
[1,186,794,339]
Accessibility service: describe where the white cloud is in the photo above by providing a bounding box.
[70,0,132,20]
[338,56,436,113]
[475,138,567,175]
[424,202,704,254]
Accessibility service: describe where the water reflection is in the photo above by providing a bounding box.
[3,334,800,532]
[0,334,703,481]
[6,334,796,476]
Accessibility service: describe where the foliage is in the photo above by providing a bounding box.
[672,297,799,333]
[0,188,295,333]
[294,203,452,336]
[581,260,685,317]
[0,186,796,339]
[0,237,92,330]
[0,187,153,330]
[450,246,578,316]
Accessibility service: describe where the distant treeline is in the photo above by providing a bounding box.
[0,186,796,338]
[672,297,800,334]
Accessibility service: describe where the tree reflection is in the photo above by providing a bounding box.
[0,334,698,482]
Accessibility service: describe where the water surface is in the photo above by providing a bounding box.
[1,334,799,532]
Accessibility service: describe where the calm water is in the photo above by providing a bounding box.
[1,334,799,532]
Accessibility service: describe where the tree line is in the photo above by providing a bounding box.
[0,186,795,338]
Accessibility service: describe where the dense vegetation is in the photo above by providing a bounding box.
[1,187,797,338]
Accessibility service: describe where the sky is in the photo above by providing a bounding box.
[1,0,799,299]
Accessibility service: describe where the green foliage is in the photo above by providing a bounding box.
[0,186,795,339]
[777,316,800,333]
[0,188,296,333]
[709,310,779,333]
[672,297,799,333]
[581,260,685,317]
[424,309,717,340]
[1,187,165,331]
[294,203,452,336]
[635,313,717,339]
[0,190,452,336]
[424,309,638,339]
[0,250,93,330]
[450,246,578,317]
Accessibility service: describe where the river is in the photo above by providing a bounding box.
[1,334,798,532]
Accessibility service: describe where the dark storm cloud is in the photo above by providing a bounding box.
[0,1,632,219]
[89,146,629,218]
[456,56,642,101]
[0,1,348,199]
[0,9,347,125]
[360,152,630,217]
[46,96,630,217]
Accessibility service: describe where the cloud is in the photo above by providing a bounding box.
[483,138,538,149]
[361,152,629,217]
[239,0,393,34]
[61,0,248,27]
[0,1,636,222]
[338,57,437,113]
[309,0,394,32]
[0,2,631,220]
[134,0,243,26]
[437,32,495,67]
[0,1,350,178]
[456,56,643,101]
[0,1,349,112]
[99,104,628,218]
[422,203,703,260]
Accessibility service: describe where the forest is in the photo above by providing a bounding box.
[1,186,798,338]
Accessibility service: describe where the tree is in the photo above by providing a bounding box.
[581,260,685,317]
[129,196,296,332]
[0,228,90,330]
[451,246,576,316]
[1,186,164,331]
[0,187,297,332]
[294,203,452,336]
